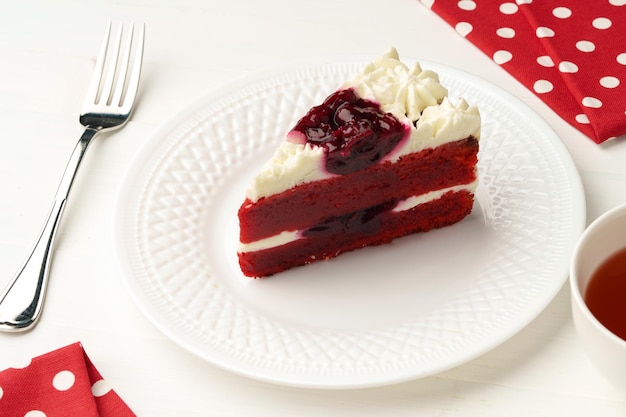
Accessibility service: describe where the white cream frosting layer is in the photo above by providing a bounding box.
[238,180,478,253]
[247,142,331,202]
[391,179,478,212]
[245,48,481,202]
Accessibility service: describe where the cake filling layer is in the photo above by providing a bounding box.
[238,180,477,253]
[238,189,475,277]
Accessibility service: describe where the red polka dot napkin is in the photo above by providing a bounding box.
[420,0,626,144]
[0,342,135,417]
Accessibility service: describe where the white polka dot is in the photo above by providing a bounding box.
[593,17,612,29]
[617,53,626,65]
[582,97,603,108]
[455,22,473,37]
[500,3,519,14]
[559,61,579,73]
[53,370,75,391]
[609,0,626,5]
[576,114,590,124]
[600,76,620,88]
[92,379,112,397]
[0,386,3,400]
[537,55,555,67]
[496,27,516,38]
[516,0,532,4]
[458,0,477,10]
[534,80,554,94]
[24,411,46,417]
[493,50,513,64]
[536,27,555,38]
[553,7,572,18]
[576,40,595,52]
[420,0,434,8]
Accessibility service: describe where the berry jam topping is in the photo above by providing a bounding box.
[292,89,406,175]
[302,200,398,238]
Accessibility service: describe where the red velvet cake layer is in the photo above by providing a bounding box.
[238,190,474,277]
[239,137,478,244]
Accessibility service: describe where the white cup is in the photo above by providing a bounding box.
[570,203,626,387]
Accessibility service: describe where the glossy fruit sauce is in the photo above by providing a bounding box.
[584,246,626,341]
[292,88,406,175]
[302,199,398,238]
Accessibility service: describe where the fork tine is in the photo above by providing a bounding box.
[83,22,111,107]
[110,23,134,108]
[120,23,145,112]
[99,23,123,105]
[81,22,144,121]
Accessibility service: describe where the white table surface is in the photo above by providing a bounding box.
[1,0,625,415]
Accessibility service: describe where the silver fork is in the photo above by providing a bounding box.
[0,22,145,332]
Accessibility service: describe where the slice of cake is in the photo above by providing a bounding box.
[238,48,481,277]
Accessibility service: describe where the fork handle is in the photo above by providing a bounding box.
[0,126,100,331]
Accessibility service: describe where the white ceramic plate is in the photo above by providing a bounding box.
[113,59,585,389]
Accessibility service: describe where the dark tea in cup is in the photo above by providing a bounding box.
[584,247,626,341]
